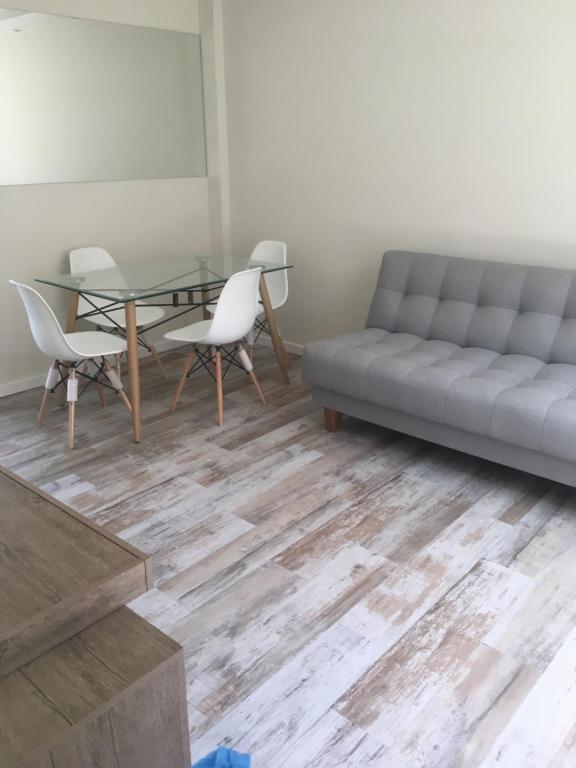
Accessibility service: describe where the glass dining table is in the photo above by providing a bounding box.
[36,254,292,443]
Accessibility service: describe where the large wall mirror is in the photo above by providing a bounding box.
[0,8,207,185]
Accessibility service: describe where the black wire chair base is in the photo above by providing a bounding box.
[185,345,248,383]
[48,359,124,401]
[252,316,270,343]
[77,291,221,336]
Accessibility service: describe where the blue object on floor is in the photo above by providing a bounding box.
[192,746,251,768]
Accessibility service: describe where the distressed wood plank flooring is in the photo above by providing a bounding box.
[2,346,576,767]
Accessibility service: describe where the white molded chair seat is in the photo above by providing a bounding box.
[64,331,128,359]
[10,280,132,448]
[165,268,267,425]
[164,320,212,345]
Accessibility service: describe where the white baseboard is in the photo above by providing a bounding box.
[284,339,304,356]
[0,337,303,398]
[151,338,184,354]
[255,336,304,356]
[0,373,47,398]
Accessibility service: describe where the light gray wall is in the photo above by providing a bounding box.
[0,0,210,393]
[222,0,576,346]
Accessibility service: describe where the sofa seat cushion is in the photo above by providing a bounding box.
[302,329,576,463]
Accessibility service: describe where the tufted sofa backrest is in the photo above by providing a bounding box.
[366,251,576,364]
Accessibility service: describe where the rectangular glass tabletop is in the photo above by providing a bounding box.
[35,254,292,303]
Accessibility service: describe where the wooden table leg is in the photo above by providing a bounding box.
[259,274,290,385]
[125,301,141,443]
[201,289,211,320]
[65,291,79,333]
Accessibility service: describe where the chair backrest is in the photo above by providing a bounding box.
[69,246,122,315]
[250,241,288,310]
[10,280,76,361]
[204,267,262,346]
[69,246,116,273]
[366,250,576,363]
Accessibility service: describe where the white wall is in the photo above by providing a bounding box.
[0,0,211,394]
[222,0,576,345]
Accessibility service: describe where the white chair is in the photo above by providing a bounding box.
[205,241,289,362]
[10,280,132,449]
[165,268,266,426]
[250,240,288,313]
[69,246,167,379]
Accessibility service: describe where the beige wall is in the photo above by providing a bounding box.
[0,0,211,393]
[222,0,576,346]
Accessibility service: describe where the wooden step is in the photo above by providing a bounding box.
[0,468,150,678]
[0,607,190,768]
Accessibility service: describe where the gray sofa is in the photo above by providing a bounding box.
[302,250,576,488]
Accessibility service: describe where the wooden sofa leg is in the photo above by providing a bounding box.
[324,408,342,433]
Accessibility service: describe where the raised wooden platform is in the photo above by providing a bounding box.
[0,467,151,678]
[0,467,190,768]
[1,607,190,768]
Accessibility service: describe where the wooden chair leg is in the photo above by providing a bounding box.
[59,366,69,407]
[102,360,132,413]
[140,331,168,380]
[68,399,76,449]
[115,353,122,378]
[214,350,224,426]
[96,380,107,408]
[67,369,78,449]
[149,343,168,380]
[246,328,256,363]
[171,347,196,412]
[237,344,266,405]
[116,388,132,413]
[324,407,342,433]
[248,370,266,405]
[38,362,59,425]
[37,388,52,426]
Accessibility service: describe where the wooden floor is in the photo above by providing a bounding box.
[3,347,576,767]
